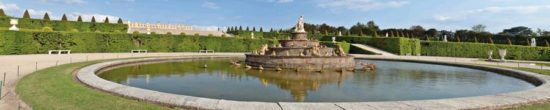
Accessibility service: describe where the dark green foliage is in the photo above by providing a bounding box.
[43,13,50,21]
[91,16,96,23]
[104,17,109,23]
[0,9,6,17]
[0,30,270,55]
[117,18,123,24]
[23,10,31,18]
[77,16,83,22]
[421,41,550,61]
[61,14,68,22]
[42,13,51,27]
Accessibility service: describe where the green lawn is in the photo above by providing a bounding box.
[16,60,173,110]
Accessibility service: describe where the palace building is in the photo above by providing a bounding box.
[127,21,227,36]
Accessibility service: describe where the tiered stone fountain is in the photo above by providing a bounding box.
[245,16,355,71]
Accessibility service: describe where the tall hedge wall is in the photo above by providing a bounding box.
[421,41,550,61]
[0,17,127,32]
[320,36,421,55]
[0,30,270,54]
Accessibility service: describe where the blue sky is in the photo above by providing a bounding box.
[2,0,550,32]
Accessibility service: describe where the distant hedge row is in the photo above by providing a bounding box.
[0,30,270,55]
[421,41,550,61]
[0,17,127,32]
[321,36,421,55]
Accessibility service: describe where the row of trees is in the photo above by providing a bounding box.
[2,9,124,24]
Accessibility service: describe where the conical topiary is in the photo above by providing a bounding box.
[23,10,31,18]
[104,17,109,23]
[117,18,123,24]
[61,14,68,22]
[77,16,83,22]
[43,13,50,21]
[91,16,96,23]
[0,9,6,17]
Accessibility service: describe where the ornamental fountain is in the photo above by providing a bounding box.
[245,16,355,72]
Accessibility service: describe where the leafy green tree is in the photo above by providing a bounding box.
[77,16,83,22]
[104,17,110,23]
[260,27,263,32]
[472,24,486,33]
[246,27,249,31]
[91,16,96,23]
[117,18,123,24]
[350,22,366,36]
[0,9,6,17]
[252,27,256,32]
[410,25,425,38]
[61,14,68,22]
[239,26,243,31]
[499,26,533,36]
[366,21,380,36]
[23,10,31,18]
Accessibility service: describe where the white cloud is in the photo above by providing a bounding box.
[0,2,19,11]
[434,5,550,22]
[27,9,53,19]
[39,0,86,5]
[67,12,120,22]
[202,1,220,9]
[317,0,409,11]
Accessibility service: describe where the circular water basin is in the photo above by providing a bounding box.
[98,59,535,102]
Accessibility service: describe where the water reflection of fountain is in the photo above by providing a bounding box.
[245,70,353,102]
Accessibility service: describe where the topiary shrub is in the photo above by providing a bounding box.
[42,27,53,32]
[69,28,79,32]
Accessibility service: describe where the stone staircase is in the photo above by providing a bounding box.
[351,44,398,56]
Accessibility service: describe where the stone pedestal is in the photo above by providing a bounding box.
[292,32,308,40]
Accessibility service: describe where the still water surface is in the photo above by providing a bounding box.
[99,59,535,102]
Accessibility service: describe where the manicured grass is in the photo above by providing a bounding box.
[16,60,174,110]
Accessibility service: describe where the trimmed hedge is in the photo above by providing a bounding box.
[321,36,421,55]
[421,41,550,61]
[0,17,127,32]
[0,30,270,54]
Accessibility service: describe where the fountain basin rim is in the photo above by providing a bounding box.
[76,56,550,110]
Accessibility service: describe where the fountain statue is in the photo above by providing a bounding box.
[245,16,355,71]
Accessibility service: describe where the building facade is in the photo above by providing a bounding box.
[127,21,227,36]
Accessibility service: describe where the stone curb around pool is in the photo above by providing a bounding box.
[76,56,550,110]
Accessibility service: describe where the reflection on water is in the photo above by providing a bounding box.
[99,59,535,102]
